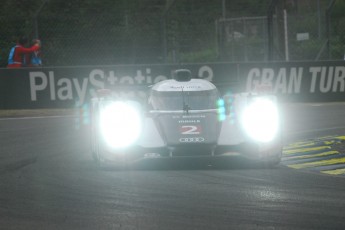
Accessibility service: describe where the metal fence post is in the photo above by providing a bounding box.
[33,0,49,39]
[267,0,277,61]
[326,0,336,60]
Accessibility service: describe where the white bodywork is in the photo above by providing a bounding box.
[90,76,282,165]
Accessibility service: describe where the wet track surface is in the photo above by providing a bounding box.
[1,103,345,229]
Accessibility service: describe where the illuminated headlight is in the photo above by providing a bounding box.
[241,97,279,142]
[100,101,142,148]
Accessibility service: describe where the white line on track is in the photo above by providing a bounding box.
[0,115,76,121]
[286,126,345,135]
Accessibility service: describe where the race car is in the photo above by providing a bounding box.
[90,69,282,167]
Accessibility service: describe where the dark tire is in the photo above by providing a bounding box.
[90,102,107,169]
[92,151,99,162]
[263,151,282,168]
[266,157,281,168]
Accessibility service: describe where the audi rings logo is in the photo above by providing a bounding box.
[179,137,205,143]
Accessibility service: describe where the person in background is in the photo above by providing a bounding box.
[7,36,40,68]
[29,39,42,67]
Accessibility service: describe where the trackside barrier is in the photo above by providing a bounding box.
[0,61,344,109]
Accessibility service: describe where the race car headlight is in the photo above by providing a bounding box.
[100,101,142,149]
[241,97,279,143]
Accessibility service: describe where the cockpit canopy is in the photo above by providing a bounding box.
[150,88,220,110]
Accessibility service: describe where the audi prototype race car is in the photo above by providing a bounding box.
[90,69,282,167]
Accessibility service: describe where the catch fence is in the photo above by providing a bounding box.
[0,0,343,67]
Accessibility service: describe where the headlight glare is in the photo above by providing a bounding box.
[100,101,142,148]
[241,97,279,142]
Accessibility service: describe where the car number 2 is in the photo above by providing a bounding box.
[180,125,201,135]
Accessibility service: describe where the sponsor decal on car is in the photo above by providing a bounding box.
[179,137,205,143]
[172,115,206,119]
[178,120,201,123]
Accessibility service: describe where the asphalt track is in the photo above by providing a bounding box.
[1,103,345,229]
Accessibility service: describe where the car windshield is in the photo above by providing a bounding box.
[150,89,219,110]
